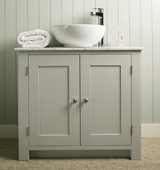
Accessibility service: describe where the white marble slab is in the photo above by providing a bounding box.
[15,46,144,51]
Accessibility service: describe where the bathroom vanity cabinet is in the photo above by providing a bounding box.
[15,47,143,160]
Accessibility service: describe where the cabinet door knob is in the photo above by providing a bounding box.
[83,98,88,103]
[72,98,78,104]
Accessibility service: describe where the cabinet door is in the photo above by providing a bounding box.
[29,55,79,146]
[81,55,132,145]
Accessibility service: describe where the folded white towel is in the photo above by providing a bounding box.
[18,29,53,48]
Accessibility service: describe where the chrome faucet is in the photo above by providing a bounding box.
[90,8,104,46]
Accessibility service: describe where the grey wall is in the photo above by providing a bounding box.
[0,0,160,125]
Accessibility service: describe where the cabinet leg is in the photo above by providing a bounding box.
[19,150,29,161]
[130,149,141,160]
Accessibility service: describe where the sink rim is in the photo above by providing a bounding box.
[52,24,105,26]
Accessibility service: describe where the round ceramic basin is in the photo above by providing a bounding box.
[52,24,106,47]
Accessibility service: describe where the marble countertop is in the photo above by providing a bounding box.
[15,46,144,51]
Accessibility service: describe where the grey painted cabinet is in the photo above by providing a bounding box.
[16,48,141,160]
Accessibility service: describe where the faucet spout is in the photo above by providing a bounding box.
[90,8,104,46]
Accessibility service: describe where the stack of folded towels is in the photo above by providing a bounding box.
[18,29,52,48]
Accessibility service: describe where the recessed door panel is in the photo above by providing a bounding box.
[81,55,132,145]
[91,66,121,135]
[39,66,69,135]
[29,55,79,146]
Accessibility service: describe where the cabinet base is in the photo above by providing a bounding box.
[29,150,133,160]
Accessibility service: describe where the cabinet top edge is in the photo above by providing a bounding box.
[15,47,145,52]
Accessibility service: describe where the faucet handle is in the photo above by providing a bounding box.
[93,8,104,13]
[97,8,104,13]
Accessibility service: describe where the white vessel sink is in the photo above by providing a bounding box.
[52,24,106,47]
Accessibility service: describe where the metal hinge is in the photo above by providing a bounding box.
[130,126,133,135]
[26,66,29,76]
[130,66,133,75]
[26,127,30,136]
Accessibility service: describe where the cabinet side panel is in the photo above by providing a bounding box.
[131,52,141,160]
[18,52,29,160]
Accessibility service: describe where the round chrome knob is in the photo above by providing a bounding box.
[83,98,88,103]
[72,98,77,104]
